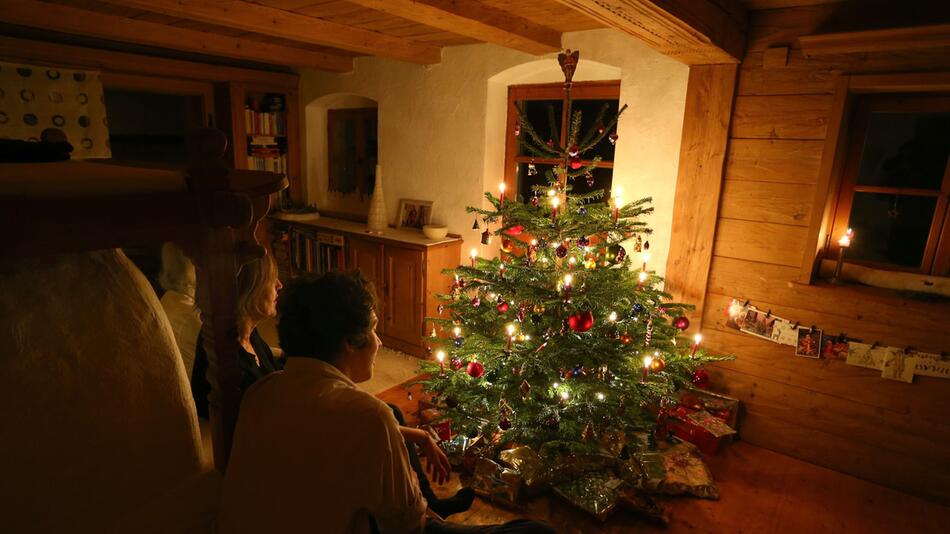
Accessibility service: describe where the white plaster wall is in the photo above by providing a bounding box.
[299,29,688,277]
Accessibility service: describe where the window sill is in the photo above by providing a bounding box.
[815,258,950,299]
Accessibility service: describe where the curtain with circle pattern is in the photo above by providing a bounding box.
[0,61,111,159]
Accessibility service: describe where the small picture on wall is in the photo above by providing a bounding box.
[396,199,433,230]
[795,327,822,358]
[821,337,849,361]
[739,308,776,340]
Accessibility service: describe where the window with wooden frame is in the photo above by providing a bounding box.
[327,107,378,196]
[829,93,950,277]
[503,81,620,202]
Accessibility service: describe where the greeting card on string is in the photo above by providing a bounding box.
[914,352,950,379]
[881,348,916,383]
[846,342,886,370]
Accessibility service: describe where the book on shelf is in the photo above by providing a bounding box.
[244,107,287,136]
[290,228,345,275]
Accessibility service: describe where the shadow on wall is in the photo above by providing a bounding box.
[305,93,378,216]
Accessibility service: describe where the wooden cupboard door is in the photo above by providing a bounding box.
[383,246,425,347]
[347,237,384,330]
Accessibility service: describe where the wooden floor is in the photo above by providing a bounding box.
[379,382,949,533]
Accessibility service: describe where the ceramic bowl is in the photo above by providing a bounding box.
[422,224,448,240]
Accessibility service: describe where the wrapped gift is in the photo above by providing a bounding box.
[471,457,523,509]
[617,487,670,526]
[677,388,739,429]
[538,449,618,486]
[499,446,548,497]
[665,389,740,455]
[553,471,624,522]
[666,407,736,455]
[442,434,476,468]
[638,442,719,499]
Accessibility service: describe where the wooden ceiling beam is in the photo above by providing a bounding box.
[102,0,442,64]
[345,0,561,55]
[555,0,746,65]
[0,0,352,72]
[799,24,950,57]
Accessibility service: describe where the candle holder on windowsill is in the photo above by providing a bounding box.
[831,230,853,285]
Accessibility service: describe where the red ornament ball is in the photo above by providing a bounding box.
[496,300,509,313]
[504,224,525,236]
[450,357,463,371]
[555,243,568,258]
[499,417,512,430]
[467,360,485,378]
[619,332,633,344]
[471,295,481,307]
[568,144,579,157]
[673,316,690,330]
[691,368,710,389]
[569,156,582,170]
[567,310,595,333]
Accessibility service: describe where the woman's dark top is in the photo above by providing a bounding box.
[191,328,283,419]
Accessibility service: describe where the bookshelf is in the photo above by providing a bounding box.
[216,81,301,206]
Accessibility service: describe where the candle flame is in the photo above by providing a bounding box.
[470,248,478,258]
[643,355,653,368]
[436,350,445,362]
[564,274,573,286]
[499,182,506,193]
[694,333,703,345]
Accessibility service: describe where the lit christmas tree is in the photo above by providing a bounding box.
[419,50,730,455]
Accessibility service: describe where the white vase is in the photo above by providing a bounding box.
[367,164,387,233]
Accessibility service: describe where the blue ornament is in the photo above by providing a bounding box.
[578,207,588,216]
[632,302,645,315]
[454,337,464,348]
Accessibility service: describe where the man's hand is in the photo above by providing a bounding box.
[399,426,452,485]
[417,433,451,485]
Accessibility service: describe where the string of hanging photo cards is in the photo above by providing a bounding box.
[725,298,950,384]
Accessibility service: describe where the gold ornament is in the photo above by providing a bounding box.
[519,379,531,400]
[581,423,595,442]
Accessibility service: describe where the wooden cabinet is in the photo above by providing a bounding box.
[382,245,425,349]
[273,216,462,357]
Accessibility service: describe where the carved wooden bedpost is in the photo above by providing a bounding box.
[184,128,285,471]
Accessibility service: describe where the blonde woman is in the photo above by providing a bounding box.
[191,254,282,419]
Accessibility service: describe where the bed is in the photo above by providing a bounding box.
[0,129,286,532]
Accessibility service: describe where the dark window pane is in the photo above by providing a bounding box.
[567,166,613,199]
[572,98,618,162]
[856,112,950,189]
[847,192,937,268]
[517,99,562,156]
[516,162,556,201]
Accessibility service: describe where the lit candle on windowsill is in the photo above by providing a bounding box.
[642,355,653,382]
[833,228,853,283]
[498,182,506,208]
[691,333,702,358]
[436,350,445,375]
[470,248,478,267]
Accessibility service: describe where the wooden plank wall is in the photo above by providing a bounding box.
[705,3,950,504]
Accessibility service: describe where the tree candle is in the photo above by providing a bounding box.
[436,350,445,374]
[499,182,506,208]
[691,333,702,357]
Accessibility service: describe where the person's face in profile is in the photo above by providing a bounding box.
[348,311,380,383]
[260,277,283,320]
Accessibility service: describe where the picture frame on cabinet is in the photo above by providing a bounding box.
[396,199,433,230]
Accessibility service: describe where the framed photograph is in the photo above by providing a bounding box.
[795,327,822,358]
[396,199,433,230]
